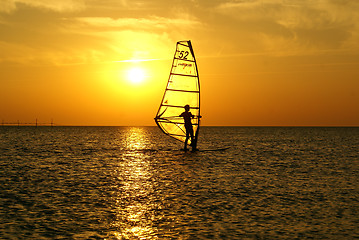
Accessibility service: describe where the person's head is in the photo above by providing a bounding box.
[184,105,190,111]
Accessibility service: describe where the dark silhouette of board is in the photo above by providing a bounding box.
[198,147,230,152]
[181,147,231,152]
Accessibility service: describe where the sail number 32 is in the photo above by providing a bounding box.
[178,51,189,59]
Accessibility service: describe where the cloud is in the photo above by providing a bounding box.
[50,15,202,63]
[214,0,359,56]
[0,0,203,66]
[0,40,106,65]
[0,0,16,13]
[0,0,85,13]
[0,14,197,65]
[71,16,202,32]
[3,0,357,66]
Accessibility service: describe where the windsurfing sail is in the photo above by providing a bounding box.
[155,40,200,148]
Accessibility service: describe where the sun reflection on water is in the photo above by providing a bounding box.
[111,127,158,239]
[124,127,149,150]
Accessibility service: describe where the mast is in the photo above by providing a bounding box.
[188,40,200,151]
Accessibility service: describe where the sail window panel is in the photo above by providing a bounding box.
[167,75,199,92]
[158,106,183,119]
[158,122,186,142]
[171,60,197,76]
[163,91,199,111]
[160,122,185,136]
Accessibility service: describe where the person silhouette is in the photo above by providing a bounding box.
[179,104,195,151]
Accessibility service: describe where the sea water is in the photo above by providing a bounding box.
[0,126,358,239]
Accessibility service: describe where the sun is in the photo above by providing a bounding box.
[127,67,145,84]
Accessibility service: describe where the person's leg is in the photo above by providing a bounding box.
[184,131,189,150]
[189,127,194,147]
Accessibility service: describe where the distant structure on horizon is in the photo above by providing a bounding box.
[1,119,54,127]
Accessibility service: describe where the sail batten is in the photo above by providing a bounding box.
[173,58,196,62]
[170,73,198,78]
[155,40,200,145]
[177,42,189,47]
[161,104,200,109]
[156,119,200,125]
[166,89,199,93]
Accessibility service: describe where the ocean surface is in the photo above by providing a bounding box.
[0,126,358,239]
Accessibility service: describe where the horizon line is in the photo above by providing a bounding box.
[1,125,358,127]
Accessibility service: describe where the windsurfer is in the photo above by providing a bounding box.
[180,104,195,151]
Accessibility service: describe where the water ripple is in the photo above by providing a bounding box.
[0,126,358,239]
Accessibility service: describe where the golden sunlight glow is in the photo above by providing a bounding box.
[1,0,359,126]
[127,67,145,84]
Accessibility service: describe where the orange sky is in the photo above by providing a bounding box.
[1,0,358,126]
